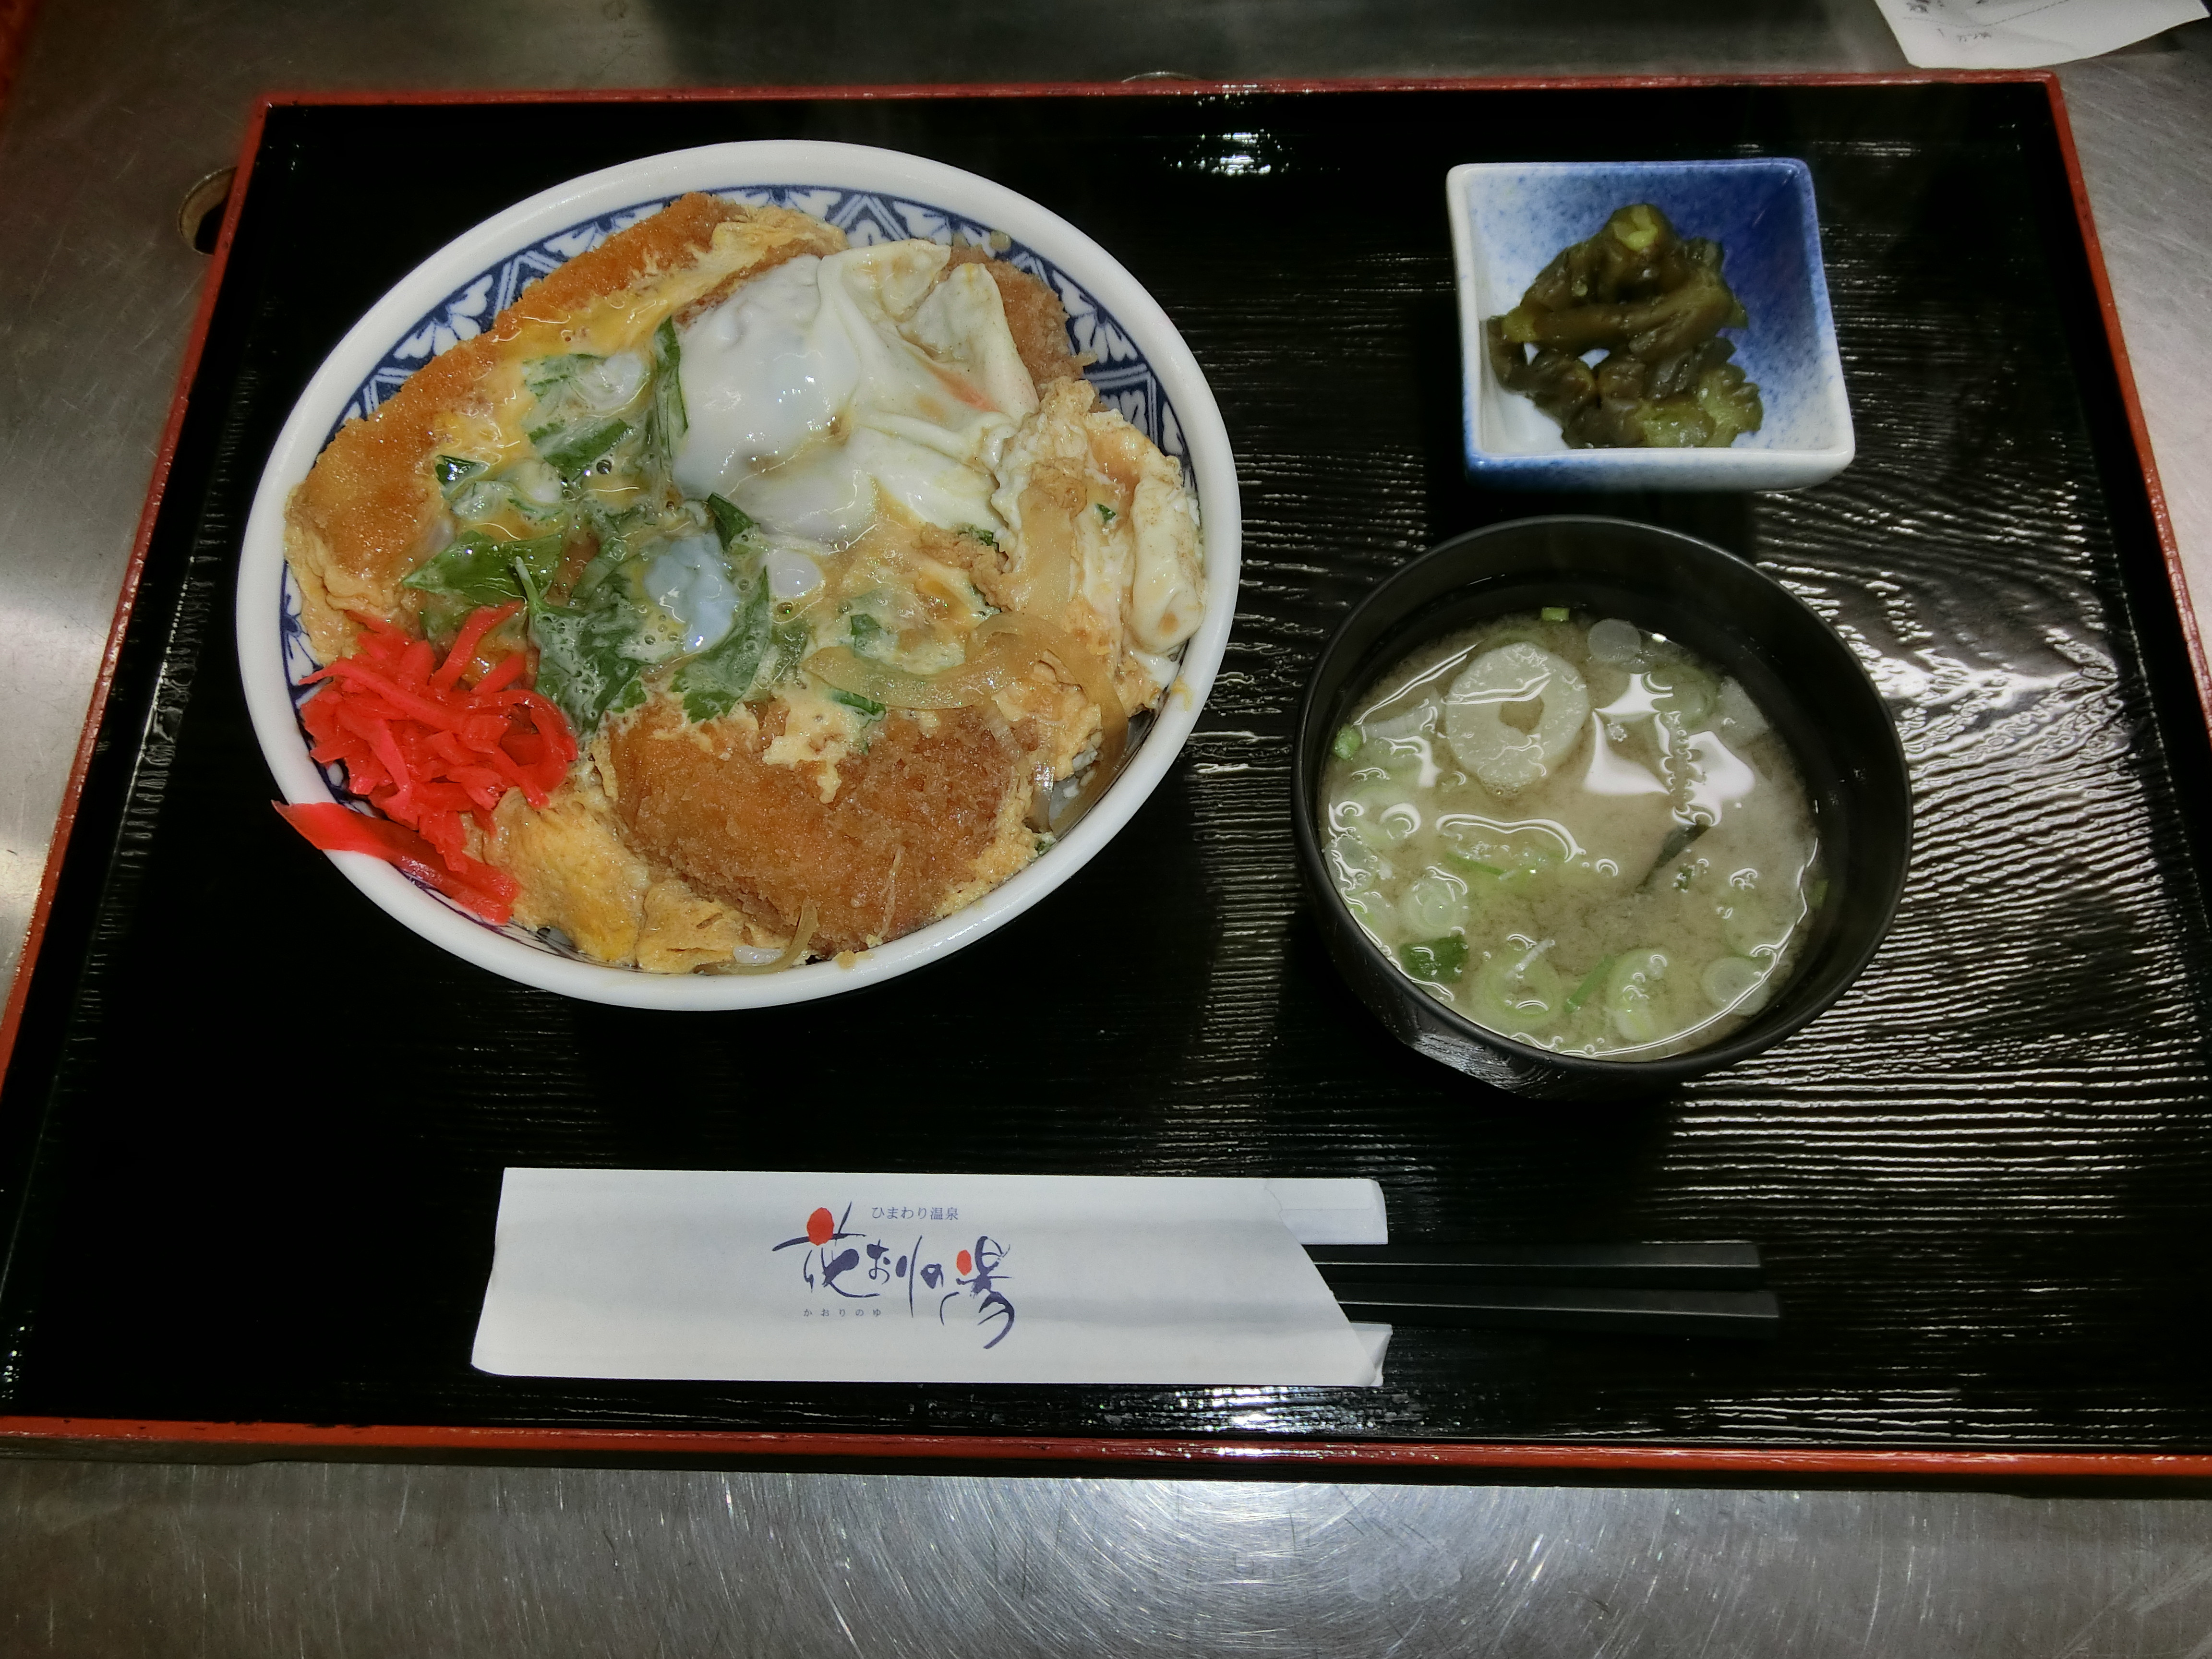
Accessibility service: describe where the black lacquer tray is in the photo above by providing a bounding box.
[4,78,2209,1477]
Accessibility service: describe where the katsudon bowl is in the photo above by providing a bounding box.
[1293,517,1909,1100]
[236,141,1241,1011]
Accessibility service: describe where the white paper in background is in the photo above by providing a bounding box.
[473,1172,1391,1386]
[1873,0,2205,68]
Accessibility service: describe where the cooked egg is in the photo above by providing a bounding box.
[674,256,848,475]
[643,533,740,654]
[761,538,826,602]
[674,241,1035,547]
[575,350,649,412]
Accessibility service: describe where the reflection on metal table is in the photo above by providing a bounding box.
[1,1,2211,1655]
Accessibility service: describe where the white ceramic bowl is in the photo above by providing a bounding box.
[237,141,1242,1010]
[1448,158,1854,491]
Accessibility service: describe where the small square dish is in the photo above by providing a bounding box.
[1448,158,1853,491]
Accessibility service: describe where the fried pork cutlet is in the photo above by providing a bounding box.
[948,245,1093,388]
[605,700,1044,956]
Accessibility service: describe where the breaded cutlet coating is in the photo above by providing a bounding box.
[606,699,1040,956]
[949,245,1094,394]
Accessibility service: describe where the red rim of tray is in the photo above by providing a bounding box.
[0,72,2196,1479]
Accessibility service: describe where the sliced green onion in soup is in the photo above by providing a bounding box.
[1343,888,1390,929]
[1647,660,1718,726]
[1722,882,1807,957]
[1328,831,1387,891]
[1395,871,1468,937]
[1337,782,1421,850]
[1563,954,1616,1016]
[1605,948,1672,1045]
[1586,617,1643,664]
[1701,953,1768,1011]
[1360,699,1440,743]
[1470,940,1563,1032]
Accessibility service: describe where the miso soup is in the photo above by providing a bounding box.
[1320,608,1820,1059]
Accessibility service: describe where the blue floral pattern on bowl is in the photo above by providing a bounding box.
[331,185,1187,457]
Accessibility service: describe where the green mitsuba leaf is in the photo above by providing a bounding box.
[705,493,755,551]
[517,559,651,740]
[763,617,811,689]
[531,416,630,481]
[434,454,488,492]
[573,500,657,576]
[672,560,772,725]
[401,530,566,608]
[524,354,597,399]
[567,531,631,603]
[647,318,687,485]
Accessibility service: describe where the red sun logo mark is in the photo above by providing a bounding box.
[806,1207,836,1247]
[957,1249,974,1275]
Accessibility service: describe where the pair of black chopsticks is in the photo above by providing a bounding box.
[1306,1241,1779,1339]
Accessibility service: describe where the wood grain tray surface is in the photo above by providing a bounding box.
[2,78,2208,1476]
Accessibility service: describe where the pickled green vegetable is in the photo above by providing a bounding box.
[1486,204,1764,451]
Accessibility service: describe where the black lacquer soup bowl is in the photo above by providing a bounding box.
[1294,516,1912,1101]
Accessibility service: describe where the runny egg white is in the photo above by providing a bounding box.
[759,535,826,603]
[672,242,1034,553]
[642,533,741,655]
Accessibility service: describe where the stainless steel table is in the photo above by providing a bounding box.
[4,4,2211,1654]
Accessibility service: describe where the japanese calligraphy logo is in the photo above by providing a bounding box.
[774,1203,1015,1350]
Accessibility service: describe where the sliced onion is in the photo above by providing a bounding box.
[708,900,819,975]
[806,641,1028,709]
[974,612,1129,830]
[1011,477,1079,613]
[804,611,1130,831]
[803,612,1069,711]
